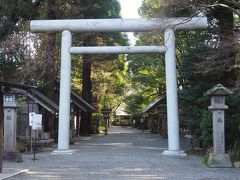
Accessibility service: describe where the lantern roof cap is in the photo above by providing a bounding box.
[205,84,233,96]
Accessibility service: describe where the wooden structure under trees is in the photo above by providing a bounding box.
[0,81,96,143]
[142,96,186,136]
[142,96,167,136]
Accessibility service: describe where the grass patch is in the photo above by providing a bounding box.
[202,155,209,165]
[186,148,209,165]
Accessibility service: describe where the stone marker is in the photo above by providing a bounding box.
[3,94,17,151]
[3,93,18,161]
[205,84,232,168]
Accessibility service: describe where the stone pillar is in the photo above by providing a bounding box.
[3,94,17,161]
[206,84,233,167]
[3,94,17,151]
[212,110,225,154]
[163,29,185,156]
[53,30,73,154]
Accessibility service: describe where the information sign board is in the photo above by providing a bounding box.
[32,114,42,130]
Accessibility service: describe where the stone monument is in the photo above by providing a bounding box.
[3,93,18,161]
[205,84,233,168]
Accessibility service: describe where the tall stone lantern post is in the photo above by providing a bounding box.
[205,84,232,168]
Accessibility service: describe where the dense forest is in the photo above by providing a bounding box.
[0,0,240,159]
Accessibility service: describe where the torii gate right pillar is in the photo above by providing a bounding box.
[163,29,185,155]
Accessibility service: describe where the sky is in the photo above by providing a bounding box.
[119,0,142,18]
[119,0,143,45]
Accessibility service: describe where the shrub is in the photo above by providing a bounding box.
[92,113,103,134]
[199,110,212,147]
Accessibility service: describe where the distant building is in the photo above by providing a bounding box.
[114,108,131,126]
[142,96,186,136]
[142,96,167,135]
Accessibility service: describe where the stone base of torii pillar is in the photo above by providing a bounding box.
[51,149,76,155]
[163,150,186,156]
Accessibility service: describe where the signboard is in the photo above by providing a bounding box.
[29,112,36,126]
[32,114,42,130]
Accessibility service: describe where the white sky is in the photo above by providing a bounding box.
[119,0,142,18]
[119,0,143,45]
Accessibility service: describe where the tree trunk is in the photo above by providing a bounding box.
[216,7,234,50]
[0,87,3,173]
[80,58,92,136]
[160,114,168,137]
[43,0,57,139]
[214,6,235,87]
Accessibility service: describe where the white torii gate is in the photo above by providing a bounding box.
[30,17,208,155]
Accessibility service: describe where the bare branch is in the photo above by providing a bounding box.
[200,3,240,15]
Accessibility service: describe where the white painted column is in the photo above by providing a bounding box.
[53,30,73,154]
[163,29,186,156]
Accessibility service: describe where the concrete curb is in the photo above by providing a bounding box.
[0,169,30,180]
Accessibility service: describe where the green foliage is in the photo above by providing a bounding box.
[128,54,165,92]
[225,92,240,148]
[0,0,39,41]
[92,113,103,133]
[92,113,103,123]
[92,54,129,111]
[202,155,209,165]
[181,45,240,149]
[180,45,215,138]
[0,1,41,80]
[65,0,129,111]
[92,112,106,133]
[125,34,166,113]
[200,110,212,147]
[139,0,162,18]
[125,94,151,113]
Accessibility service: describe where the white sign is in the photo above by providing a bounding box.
[29,112,36,126]
[32,114,42,130]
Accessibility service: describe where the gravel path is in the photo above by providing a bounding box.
[2,126,240,179]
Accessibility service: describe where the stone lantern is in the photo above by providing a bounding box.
[3,93,18,160]
[205,84,232,167]
[101,108,111,135]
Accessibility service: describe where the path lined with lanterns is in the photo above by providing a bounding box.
[2,126,240,179]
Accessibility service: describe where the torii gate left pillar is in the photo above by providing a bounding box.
[30,18,208,155]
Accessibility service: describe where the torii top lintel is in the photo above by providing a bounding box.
[30,17,208,33]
